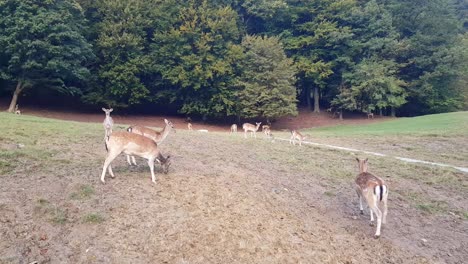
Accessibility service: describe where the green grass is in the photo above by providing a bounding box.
[70,184,95,200]
[305,111,468,136]
[82,213,105,224]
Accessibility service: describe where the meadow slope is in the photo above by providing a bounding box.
[0,112,467,263]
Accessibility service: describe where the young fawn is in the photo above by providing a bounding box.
[230,124,237,133]
[242,122,261,138]
[355,158,388,238]
[126,119,175,165]
[289,130,306,146]
[102,108,114,138]
[101,131,171,184]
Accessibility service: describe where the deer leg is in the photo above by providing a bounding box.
[131,156,137,166]
[369,200,383,238]
[101,151,120,183]
[244,130,247,139]
[126,155,132,165]
[148,158,156,184]
[382,190,388,224]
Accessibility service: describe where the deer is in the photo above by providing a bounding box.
[102,108,114,138]
[188,123,193,131]
[242,122,261,138]
[14,104,21,115]
[355,158,388,238]
[289,130,306,146]
[326,107,333,113]
[230,124,237,133]
[367,112,374,119]
[101,131,171,184]
[262,125,270,136]
[126,119,175,166]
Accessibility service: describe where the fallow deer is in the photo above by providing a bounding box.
[326,107,333,113]
[355,158,388,238]
[126,119,175,165]
[14,104,21,115]
[367,112,374,119]
[289,130,306,146]
[102,108,114,138]
[242,122,261,138]
[230,124,237,133]
[188,123,193,131]
[101,131,171,184]
[262,125,270,136]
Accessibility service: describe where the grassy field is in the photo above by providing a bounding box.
[271,112,468,168]
[0,112,467,263]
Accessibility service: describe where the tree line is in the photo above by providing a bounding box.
[1,0,467,120]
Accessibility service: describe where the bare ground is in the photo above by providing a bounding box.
[0,107,467,264]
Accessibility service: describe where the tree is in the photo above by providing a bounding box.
[0,0,93,112]
[236,35,297,120]
[152,0,243,118]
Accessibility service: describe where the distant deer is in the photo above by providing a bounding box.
[262,125,270,135]
[101,131,171,184]
[367,112,374,119]
[289,130,306,146]
[188,123,193,131]
[14,104,21,115]
[242,122,261,138]
[326,107,333,113]
[102,108,114,138]
[126,119,175,165]
[355,158,388,238]
[230,124,237,133]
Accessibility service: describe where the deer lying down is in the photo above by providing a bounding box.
[126,119,175,166]
[101,131,171,184]
[355,158,388,238]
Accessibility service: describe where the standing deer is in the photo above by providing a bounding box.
[14,104,21,115]
[230,124,237,133]
[242,122,261,138]
[102,108,114,138]
[126,119,175,165]
[101,131,171,184]
[367,112,374,119]
[188,123,193,131]
[355,158,388,238]
[262,125,270,136]
[289,130,306,146]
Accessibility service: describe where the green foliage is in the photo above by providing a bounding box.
[236,35,297,119]
[0,0,93,94]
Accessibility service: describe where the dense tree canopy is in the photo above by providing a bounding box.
[0,0,466,118]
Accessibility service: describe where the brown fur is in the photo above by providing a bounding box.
[101,131,171,184]
[290,130,306,146]
[242,122,261,138]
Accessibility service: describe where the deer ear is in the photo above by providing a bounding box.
[364,158,368,163]
[355,157,360,163]
[102,108,106,111]
[109,108,113,112]
[164,119,169,124]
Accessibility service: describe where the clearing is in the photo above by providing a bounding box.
[0,111,467,263]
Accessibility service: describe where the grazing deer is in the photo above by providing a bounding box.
[102,108,114,138]
[101,131,171,184]
[367,112,374,119]
[188,123,193,131]
[126,119,175,165]
[355,158,388,238]
[14,104,21,115]
[230,124,237,133]
[242,122,262,138]
[290,130,306,146]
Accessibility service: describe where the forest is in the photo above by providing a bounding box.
[0,0,467,119]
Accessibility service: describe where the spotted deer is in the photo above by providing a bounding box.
[289,130,306,146]
[188,123,193,131]
[126,119,175,165]
[101,131,171,184]
[102,108,114,138]
[242,122,261,138]
[14,104,21,115]
[230,124,237,133]
[355,158,388,238]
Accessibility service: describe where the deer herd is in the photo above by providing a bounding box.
[98,108,389,238]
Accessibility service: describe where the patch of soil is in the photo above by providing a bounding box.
[0,99,388,131]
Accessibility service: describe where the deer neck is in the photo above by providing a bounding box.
[158,124,171,141]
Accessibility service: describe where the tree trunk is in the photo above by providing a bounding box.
[313,86,320,113]
[391,107,396,117]
[305,85,312,111]
[339,110,343,120]
[379,108,383,116]
[7,80,24,113]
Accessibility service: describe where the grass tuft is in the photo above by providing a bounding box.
[82,213,105,224]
